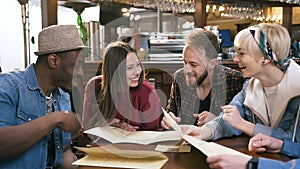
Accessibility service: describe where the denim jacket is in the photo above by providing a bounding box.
[207,60,300,142]
[0,64,72,169]
[257,136,300,168]
[281,139,300,158]
[258,157,300,169]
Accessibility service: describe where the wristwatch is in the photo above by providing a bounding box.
[247,157,258,169]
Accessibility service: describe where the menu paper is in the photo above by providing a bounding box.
[81,107,251,168]
[84,125,182,145]
[162,108,252,159]
[73,146,168,169]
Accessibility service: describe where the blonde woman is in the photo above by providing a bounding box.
[182,23,300,144]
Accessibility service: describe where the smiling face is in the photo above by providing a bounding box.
[126,52,142,87]
[182,47,208,87]
[233,28,266,78]
[233,48,264,78]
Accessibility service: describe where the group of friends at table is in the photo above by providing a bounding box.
[0,22,300,169]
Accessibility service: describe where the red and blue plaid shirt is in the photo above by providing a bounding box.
[166,65,244,124]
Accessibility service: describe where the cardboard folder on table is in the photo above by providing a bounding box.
[73,145,168,169]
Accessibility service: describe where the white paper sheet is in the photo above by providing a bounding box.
[162,108,251,158]
[84,125,181,145]
[84,107,251,160]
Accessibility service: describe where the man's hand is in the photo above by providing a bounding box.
[54,111,81,140]
[193,111,216,126]
[248,133,283,153]
[161,112,181,129]
[60,146,78,169]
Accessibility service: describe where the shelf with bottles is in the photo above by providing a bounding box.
[288,39,300,58]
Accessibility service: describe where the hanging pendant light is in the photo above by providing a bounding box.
[61,0,97,14]
[18,0,30,68]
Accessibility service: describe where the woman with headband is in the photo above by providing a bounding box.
[180,23,300,148]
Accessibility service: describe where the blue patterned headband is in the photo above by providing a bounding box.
[249,26,285,68]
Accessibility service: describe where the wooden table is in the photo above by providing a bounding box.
[78,135,291,169]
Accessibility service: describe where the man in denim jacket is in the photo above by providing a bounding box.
[0,25,88,168]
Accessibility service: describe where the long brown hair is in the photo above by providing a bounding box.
[98,41,145,121]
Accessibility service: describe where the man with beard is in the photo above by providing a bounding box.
[161,30,244,129]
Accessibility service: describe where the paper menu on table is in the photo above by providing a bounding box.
[73,146,168,169]
[84,107,251,159]
[84,125,181,145]
[83,107,183,145]
[182,135,252,159]
[162,108,252,159]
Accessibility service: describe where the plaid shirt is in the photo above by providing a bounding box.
[166,65,244,124]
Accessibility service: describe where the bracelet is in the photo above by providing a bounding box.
[247,157,258,169]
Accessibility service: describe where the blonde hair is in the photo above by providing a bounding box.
[185,30,219,61]
[259,23,290,61]
[234,23,290,63]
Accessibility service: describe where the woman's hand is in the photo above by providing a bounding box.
[221,105,255,136]
[111,121,139,132]
[180,125,212,140]
[221,105,244,130]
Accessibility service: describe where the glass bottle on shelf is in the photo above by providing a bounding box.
[77,13,88,46]
[77,13,90,59]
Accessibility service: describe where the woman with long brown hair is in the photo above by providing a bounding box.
[82,41,161,131]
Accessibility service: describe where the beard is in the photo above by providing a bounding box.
[57,79,73,93]
[186,70,208,88]
[197,70,208,86]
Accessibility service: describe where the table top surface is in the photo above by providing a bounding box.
[77,134,291,169]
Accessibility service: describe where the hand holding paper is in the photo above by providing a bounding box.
[162,108,251,159]
[161,112,181,129]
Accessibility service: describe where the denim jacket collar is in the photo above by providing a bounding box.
[25,64,63,100]
[26,64,40,91]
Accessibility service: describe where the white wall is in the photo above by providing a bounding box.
[0,1,25,72]
[0,0,99,73]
